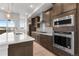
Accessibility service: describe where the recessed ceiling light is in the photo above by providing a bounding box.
[30,5,33,8]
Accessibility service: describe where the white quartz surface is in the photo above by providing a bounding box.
[0,32,35,45]
[38,32,53,36]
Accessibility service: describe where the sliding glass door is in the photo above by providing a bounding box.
[0,19,7,43]
[0,18,26,43]
[7,20,15,42]
[0,19,16,43]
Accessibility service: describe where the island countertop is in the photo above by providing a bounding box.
[0,35,35,46]
[0,33,35,56]
[9,35,35,45]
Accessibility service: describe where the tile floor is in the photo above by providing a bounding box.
[33,42,56,56]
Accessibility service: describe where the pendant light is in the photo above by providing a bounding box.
[6,3,11,20]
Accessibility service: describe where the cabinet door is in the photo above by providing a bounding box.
[35,34,40,44]
[8,46,25,56]
[44,11,50,27]
[52,3,62,16]
[63,3,76,12]
[40,35,53,52]
[44,9,53,27]
[8,41,33,56]
[31,32,36,39]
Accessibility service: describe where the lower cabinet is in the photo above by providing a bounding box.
[31,32,40,44]
[35,34,40,44]
[8,41,33,56]
[40,34,53,52]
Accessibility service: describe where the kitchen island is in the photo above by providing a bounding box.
[0,34,35,56]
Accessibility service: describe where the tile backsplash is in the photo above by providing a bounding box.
[45,27,52,33]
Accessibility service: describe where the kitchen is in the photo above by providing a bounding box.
[29,3,79,56]
[0,3,79,56]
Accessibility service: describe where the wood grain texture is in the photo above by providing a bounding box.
[75,3,79,55]
[62,3,76,12]
[40,34,53,52]
[8,41,33,56]
[52,4,77,56]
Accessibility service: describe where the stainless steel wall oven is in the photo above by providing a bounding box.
[53,31,74,55]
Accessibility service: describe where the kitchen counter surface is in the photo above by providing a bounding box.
[0,33,35,56]
[9,35,35,45]
[38,32,53,36]
[32,31,53,36]
[0,35,35,46]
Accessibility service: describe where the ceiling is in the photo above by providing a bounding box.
[0,3,52,19]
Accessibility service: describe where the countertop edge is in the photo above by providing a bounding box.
[0,36,35,46]
[32,31,53,36]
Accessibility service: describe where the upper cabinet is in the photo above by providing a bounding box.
[43,8,53,27]
[31,16,40,28]
[51,3,62,16]
[62,3,76,12]
[51,3,77,16]
[44,11,50,24]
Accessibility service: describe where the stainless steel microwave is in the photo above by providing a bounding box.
[53,15,74,27]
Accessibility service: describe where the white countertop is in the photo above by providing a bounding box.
[0,32,35,46]
[10,35,35,45]
[38,32,52,36]
[0,32,35,56]
[32,31,53,36]
[0,36,35,46]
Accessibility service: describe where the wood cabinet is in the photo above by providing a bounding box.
[62,3,76,12]
[31,32,36,38]
[28,24,36,36]
[31,16,40,28]
[51,3,77,56]
[8,41,33,56]
[43,8,53,27]
[36,34,40,44]
[51,3,76,17]
[51,3,62,16]
[31,32,40,43]
[75,4,79,56]
[28,16,40,36]
[40,34,53,52]
[44,12,50,22]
